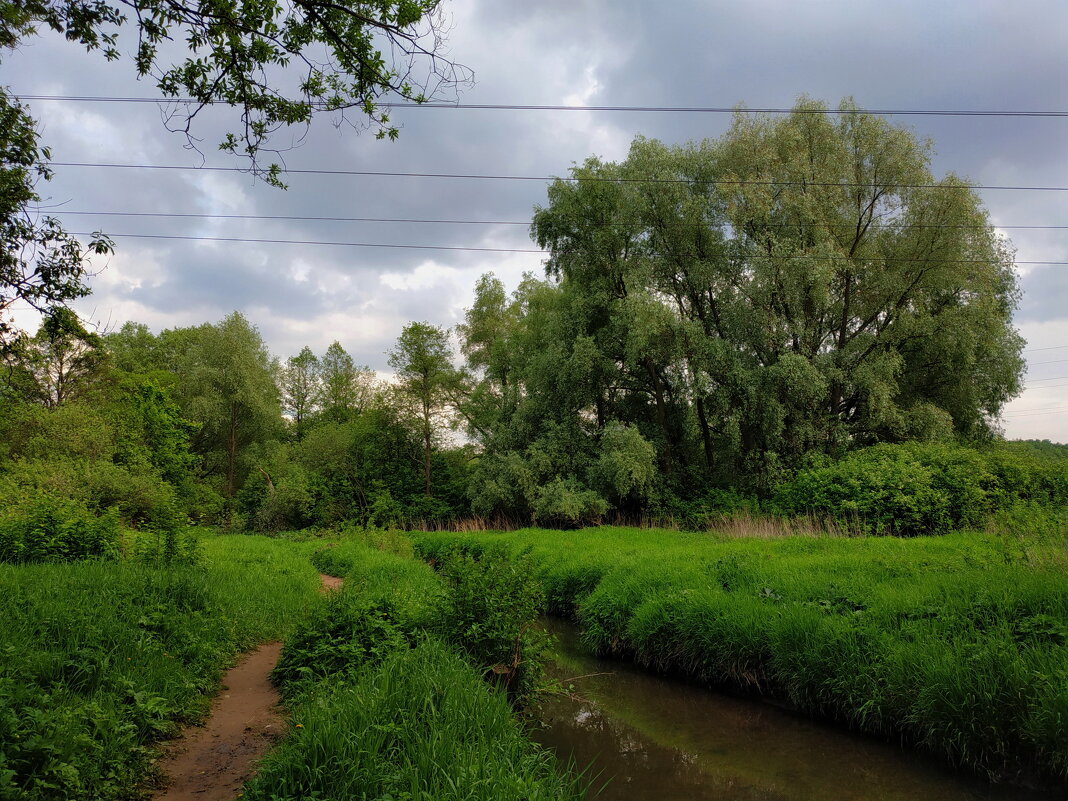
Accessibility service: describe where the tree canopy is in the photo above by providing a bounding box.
[456,99,1025,518]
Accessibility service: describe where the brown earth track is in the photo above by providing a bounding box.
[151,641,284,801]
[319,573,343,592]
[151,572,341,800]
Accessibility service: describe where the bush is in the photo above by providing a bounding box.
[438,548,548,701]
[531,478,607,528]
[775,442,1067,536]
[0,497,121,563]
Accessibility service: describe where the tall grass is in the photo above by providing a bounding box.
[413,523,1068,784]
[0,533,322,801]
[251,537,583,801]
[247,639,581,801]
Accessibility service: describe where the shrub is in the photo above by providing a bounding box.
[437,548,548,701]
[0,497,121,563]
[774,442,1066,536]
[531,478,607,528]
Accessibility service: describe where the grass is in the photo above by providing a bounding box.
[248,537,584,801]
[0,532,322,801]
[412,516,1068,785]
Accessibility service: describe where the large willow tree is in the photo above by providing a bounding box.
[465,99,1025,510]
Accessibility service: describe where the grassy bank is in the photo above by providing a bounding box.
[244,538,582,801]
[413,520,1068,785]
[0,533,322,801]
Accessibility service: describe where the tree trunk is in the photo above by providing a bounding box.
[423,398,432,497]
[226,404,238,498]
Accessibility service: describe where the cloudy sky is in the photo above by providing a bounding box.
[5,0,1067,441]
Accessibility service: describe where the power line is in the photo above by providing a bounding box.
[47,162,1068,191]
[1024,344,1068,352]
[1003,409,1068,419]
[62,230,1068,264]
[1028,357,1068,366]
[14,94,1068,117]
[1026,375,1068,384]
[42,209,1068,231]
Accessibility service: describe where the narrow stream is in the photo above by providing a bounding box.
[533,617,1057,801]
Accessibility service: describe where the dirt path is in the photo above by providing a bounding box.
[319,573,343,591]
[152,573,341,800]
[152,642,284,801]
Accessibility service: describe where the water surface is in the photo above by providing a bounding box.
[534,617,1059,801]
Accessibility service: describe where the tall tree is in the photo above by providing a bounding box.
[173,312,280,501]
[320,341,375,421]
[280,346,322,436]
[18,308,108,407]
[388,322,454,496]
[523,97,1024,490]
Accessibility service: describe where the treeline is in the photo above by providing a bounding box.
[3,101,1067,540]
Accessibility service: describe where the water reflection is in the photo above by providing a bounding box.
[534,618,1059,801]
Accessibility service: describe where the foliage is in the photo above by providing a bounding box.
[245,640,583,801]
[454,98,1025,523]
[257,537,579,801]
[414,526,1068,783]
[0,534,321,800]
[776,442,1068,535]
[3,0,470,182]
[0,91,110,355]
[437,548,549,701]
[389,321,457,498]
[279,345,321,437]
[0,496,120,563]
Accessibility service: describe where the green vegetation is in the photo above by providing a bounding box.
[776,442,1068,536]
[0,534,320,800]
[414,524,1068,783]
[246,538,582,801]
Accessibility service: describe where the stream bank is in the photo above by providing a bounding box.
[534,617,1054,801]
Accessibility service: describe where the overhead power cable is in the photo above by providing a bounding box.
[14,95,1068,117]
[1028,357,1068,366]
[43,209,1068,231]
[1026,375,1068,384]
[47,162,1068,191]
[1024,344,1068,352]
[62,230,1068,265]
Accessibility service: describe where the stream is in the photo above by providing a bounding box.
[533,617,1057,801]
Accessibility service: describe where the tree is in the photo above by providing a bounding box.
[319,341,375,421]
[3,0,470,179]
[517,98,1024,496]
[0,91,111,354]
[172,312,280,501]
[280,346,322,436]
[388,321,454,496]
[18,307,108,407]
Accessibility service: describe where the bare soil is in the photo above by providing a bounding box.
[152,642,284,801]
[152,573,343,800]
[319,573,343,591]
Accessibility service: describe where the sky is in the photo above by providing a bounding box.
[4,0,1067,441]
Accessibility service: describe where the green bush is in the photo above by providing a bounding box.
[0,498,121,563]
[271,592,407,691]
[775,442,1067,536]
[438,548,549,701]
